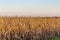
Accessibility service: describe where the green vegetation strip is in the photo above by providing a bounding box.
[50,37,60,40]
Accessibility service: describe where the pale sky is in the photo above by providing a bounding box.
[0,0,60,17]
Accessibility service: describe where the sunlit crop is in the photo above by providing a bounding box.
[0,17,60,40]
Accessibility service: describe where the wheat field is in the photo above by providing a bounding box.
[0,17,60,40]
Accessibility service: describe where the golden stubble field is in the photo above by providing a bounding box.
[0,17,60,40]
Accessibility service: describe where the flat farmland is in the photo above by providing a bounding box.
[0,17,60,40]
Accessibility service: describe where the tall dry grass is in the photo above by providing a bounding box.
[0,17,60,40]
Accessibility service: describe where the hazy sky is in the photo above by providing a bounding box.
[0,0,60,17]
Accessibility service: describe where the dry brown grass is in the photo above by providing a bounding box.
[0,17,60,40]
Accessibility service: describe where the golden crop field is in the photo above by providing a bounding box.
[0,17,60,40]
